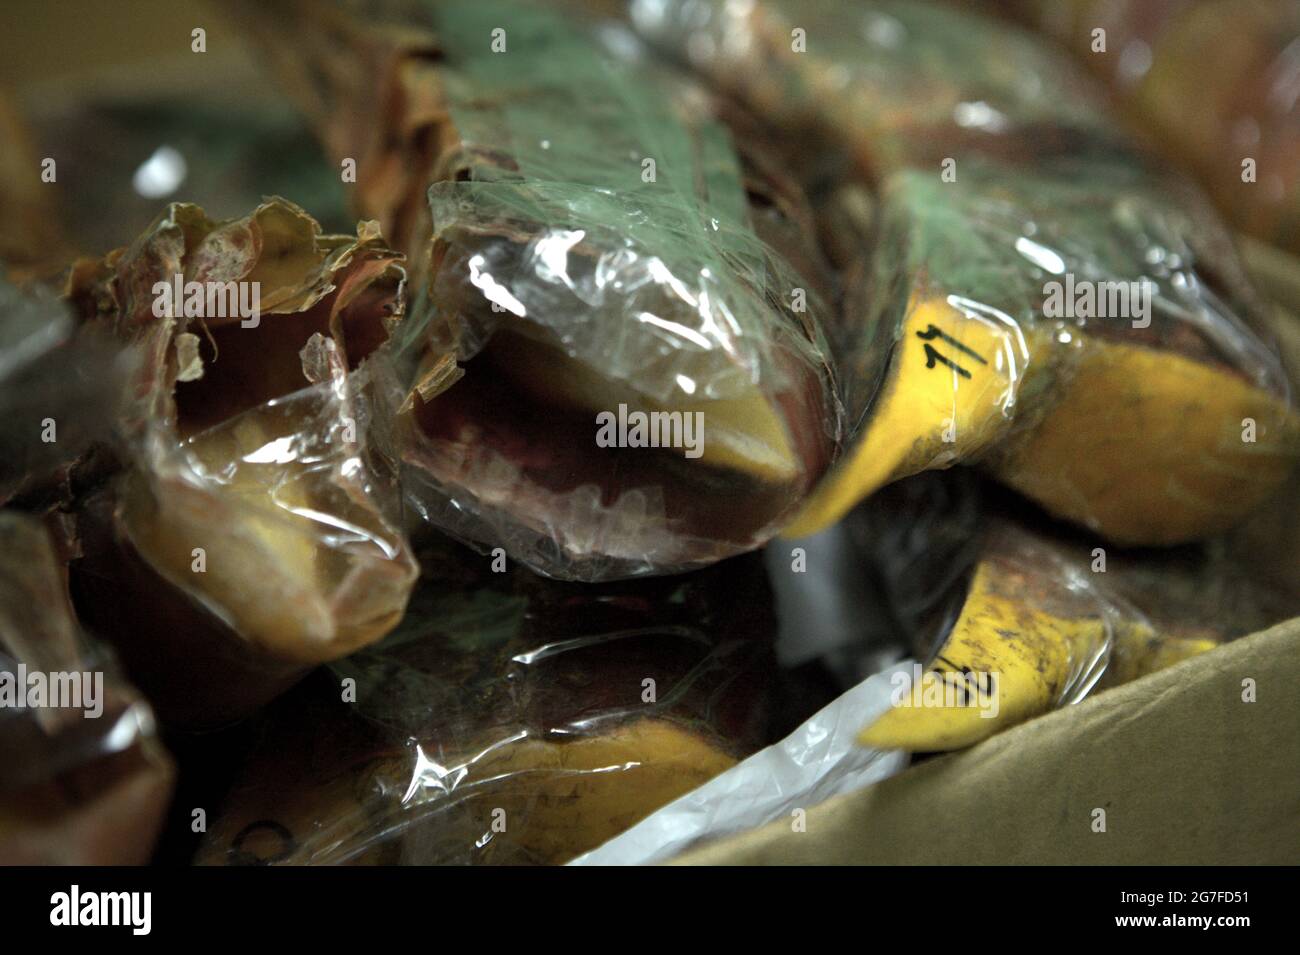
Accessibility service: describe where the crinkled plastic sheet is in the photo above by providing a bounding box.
[194,545,776,865]
[237,0,843,580]
[0,513,173,865]
[396,0,842,580]
[570,661,909,865]
[633,0,1300,547]
[65,199,418,727]
[5,0,1293,867]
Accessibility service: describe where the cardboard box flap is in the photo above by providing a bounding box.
[676,619,1300,864]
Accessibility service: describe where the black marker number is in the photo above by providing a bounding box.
[915,324,987,380]
[932,654,997,705]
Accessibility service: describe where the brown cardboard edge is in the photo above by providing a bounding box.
[674,619,1300,864]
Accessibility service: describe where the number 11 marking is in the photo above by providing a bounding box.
[916,324,988,380]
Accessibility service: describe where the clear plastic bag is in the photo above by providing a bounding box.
[841,470,1298,752]
[232,0,843,580]
[194,542,776,865]
[0,512,173,865]
[65,199,418,727]
[633,0,1300,547]
[842,478,1121,751]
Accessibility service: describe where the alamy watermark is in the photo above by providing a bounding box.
[0,665,104,718]
[151,275,261,328]
[595,403,704,459]
[1043,273,1154,329]
[50,886,151,935]
[889,662,1000,719]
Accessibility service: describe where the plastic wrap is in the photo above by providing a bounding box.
[840,471,1299,752]
[0,512,173,864]
[859,517,1133,751]
[65,199,418,727]
[194,543,775,865]
[233,0,842,580]
[633,0,1300,547]
[1002,0,1300,256]
[570,661,910,866]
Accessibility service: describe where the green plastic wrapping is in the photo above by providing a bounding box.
[231,0,842,580]
[632,0,1299,546]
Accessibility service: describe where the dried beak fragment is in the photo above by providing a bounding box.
[0,513,173,865]
[636,0,1299,547]
[856,520,1116,752]
[199,708,739,866]
[66,199,417,726]
[849,473,1297,753]
[234,0,840,579]
[858,528,1244,752]
[195,545,775,865]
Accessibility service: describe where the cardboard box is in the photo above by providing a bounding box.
[5,4,1297,869]
[678,621,1299,864]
